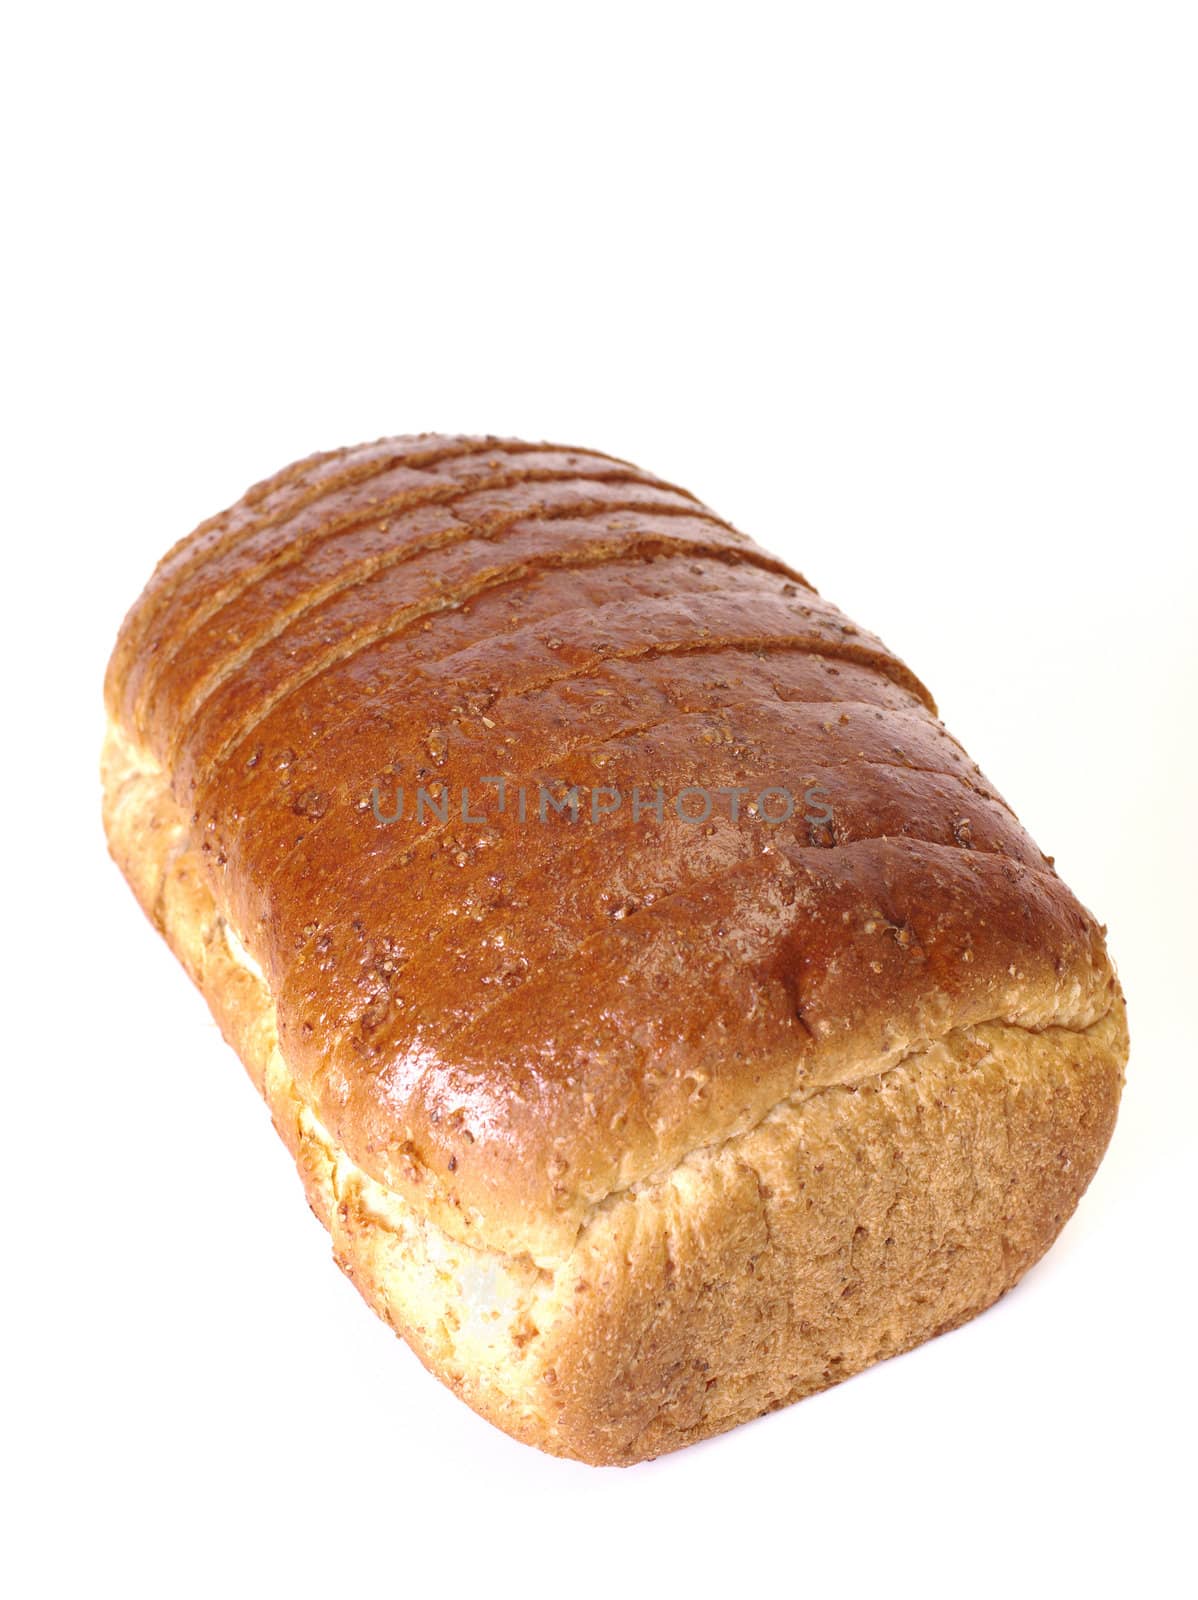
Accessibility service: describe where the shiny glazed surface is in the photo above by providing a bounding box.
[105,436,1119,1258]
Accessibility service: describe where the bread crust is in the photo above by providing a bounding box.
[102,719,1125,1464]
[103,435,1126,1461]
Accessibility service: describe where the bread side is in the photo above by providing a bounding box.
[102,717,1125,1466]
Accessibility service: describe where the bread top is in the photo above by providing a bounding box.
[106,435,1120,1261]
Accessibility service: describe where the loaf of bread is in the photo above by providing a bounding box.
[102,434,1126,1464]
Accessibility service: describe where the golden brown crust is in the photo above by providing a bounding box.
[102,434,1126,1459]
[101,719,1126,1465]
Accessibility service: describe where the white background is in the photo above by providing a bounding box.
[5,4,1195,1596]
